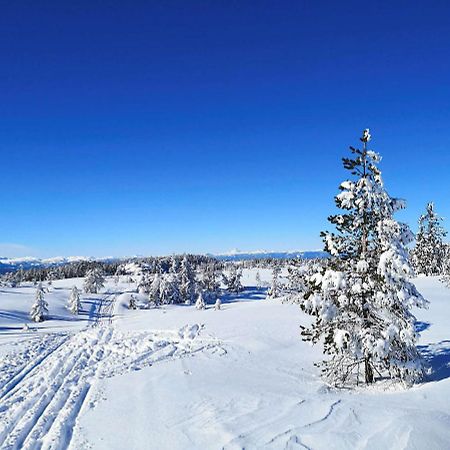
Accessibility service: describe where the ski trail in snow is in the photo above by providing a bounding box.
[0,290,222,450]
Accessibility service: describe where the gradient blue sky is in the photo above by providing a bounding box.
[1,1,450,257]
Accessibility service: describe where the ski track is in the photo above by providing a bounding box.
[0,290,219,450]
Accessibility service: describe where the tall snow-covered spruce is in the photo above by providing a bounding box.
[301,129,427,386]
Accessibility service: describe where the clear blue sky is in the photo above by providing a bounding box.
[1,1,450,257]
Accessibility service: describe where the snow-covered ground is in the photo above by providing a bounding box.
[0,271,449,449]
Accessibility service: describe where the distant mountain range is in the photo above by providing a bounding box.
[211,249,328,261]
[0,256,106,274]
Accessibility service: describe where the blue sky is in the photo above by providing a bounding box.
[1,1,450,257]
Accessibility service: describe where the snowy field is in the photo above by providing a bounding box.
[0,270,449,449]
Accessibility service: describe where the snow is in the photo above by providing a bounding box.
[0,272,449,449]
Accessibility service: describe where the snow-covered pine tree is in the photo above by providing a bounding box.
[129,294,137,310]
[83,268,105,294]
[137,273,151,294]
[148,273,161,307]
[411,202,447,275]
[201,262,220,302]
[301,129,428,386]
[30,283,49,322]
[179,255,196,303]
[195,291,206,310]
[223,264,243,294]
[285,259,323,304]
[158,274,181,304]
[169,273,182,304]
[68,285,81,315]
[255,271,262,289]
[214,298,222,310]
[170,255,180,275]
[267,266,281,299]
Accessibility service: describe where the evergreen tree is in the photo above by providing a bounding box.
[168,273,182,304]
[195,291,206,310]
[201,262,221,302]
[137,273,151,294]
[214,298,222,310]
[148,274,161,306]
[169,255,180,276]
[68,285,81,315]
[30,283,49,322]
[83,268,105,294]
[267,266,281,299]
[255,271,262,289]
[129,294,137,310]
[223,264,243,294]
[179,256,196,303]
[158,274,181,304]
[300,129,427,386]
[411,202,447,275]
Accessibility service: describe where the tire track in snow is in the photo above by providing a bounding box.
[0,335,70,403]
[0,291,116,450]
[0,328,113,449]
[0,288,220,450]
[0,288,113,401]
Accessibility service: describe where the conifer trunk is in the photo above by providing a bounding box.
[364,357,374,384]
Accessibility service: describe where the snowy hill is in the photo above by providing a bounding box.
[212,249,327,261]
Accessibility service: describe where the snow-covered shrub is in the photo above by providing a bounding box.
[300,129,428,386]
[195,292,206,310]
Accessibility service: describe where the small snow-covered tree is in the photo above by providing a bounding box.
[223,264,243,294]
[158,274,181,304]
[201,262,221,302]
[148,274,161,307]
[179,256,196,303]
[170,255,180,276]
[267,266,281,299]
[30,283,49,322]
[214,298,222,310]
[83,268,105,294]
[137,273,151,294]
[195,292,206,310]
[129,294,137,310]
[255,271,262,289]
[68,285,81,315]
[411,202,447,276]
[301,129,428,386]
[285,260,324,304]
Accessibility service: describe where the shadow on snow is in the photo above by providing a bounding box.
[419,340,450,382]
[219,286,267,304]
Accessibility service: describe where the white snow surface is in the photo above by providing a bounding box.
[0,272,449,449]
